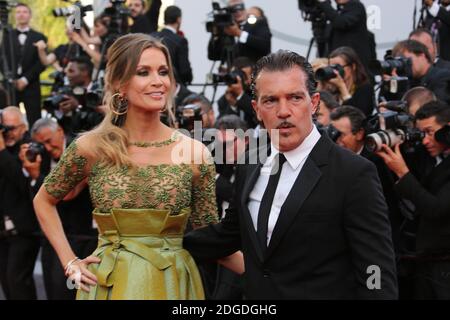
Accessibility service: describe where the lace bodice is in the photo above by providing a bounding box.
[43,141,219,227]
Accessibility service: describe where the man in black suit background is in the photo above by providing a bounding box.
[185,50,398,299]
[128,0,162,34]
[153,6,193,85]
[1,3,46,128]
[409,28,450,70]
[376,101,450,299]
[209,0,271,64]
[316,0,374,69]
[21,118,97,299]
[0,106,40,299]
[424,0,450,61]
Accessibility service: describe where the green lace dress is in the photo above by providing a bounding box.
[43,141,219,300]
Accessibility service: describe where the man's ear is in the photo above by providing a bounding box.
[356,129,365,142]
[252,99,262,121]
[311,93,320,115]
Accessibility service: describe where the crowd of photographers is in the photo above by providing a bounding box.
[0,0,450,299]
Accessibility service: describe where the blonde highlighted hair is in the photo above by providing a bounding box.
[82,33,176,168]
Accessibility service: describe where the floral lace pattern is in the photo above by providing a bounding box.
[43,140,218,228]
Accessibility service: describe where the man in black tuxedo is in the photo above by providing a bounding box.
[1,3,46,128]
[316,0,373,68]
[376,101,450,299]
[21,118,97,299]
[128,0,162,34]
[209,0,271,64]
[152,6,193,85]
[0,106,40,299]
[424,0,450,61]
[185,50,398,299]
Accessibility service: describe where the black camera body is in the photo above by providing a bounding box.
[435,124,450,147]
[25,142,45,162]
[212,69,245,86]
[206,2,235,35]
[43,86,75,113]
[103,0,130,36]
[315,64,345,81]
[365,105,424,153]
[53,0,93,18]
[176,103,203,132]
[370,57,413,78]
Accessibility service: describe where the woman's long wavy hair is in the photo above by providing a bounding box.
[329,46,369,88]
[82,33,176,168]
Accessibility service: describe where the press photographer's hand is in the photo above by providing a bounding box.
[375,143,410,178]
[59,95,79,114]
[19,143,42,180]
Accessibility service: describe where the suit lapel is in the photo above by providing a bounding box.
[265,135,331,260]
[240,162,265,262]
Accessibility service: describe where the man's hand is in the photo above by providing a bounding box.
[224,23,242,37]
[33,40,47,51]
[375,143,410,179]
[15,79,27,91]
[59,95,80,114]
[19,143,42,180]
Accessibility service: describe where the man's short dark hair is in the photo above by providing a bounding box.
[319,91,340,111]
[16,2,31,13]
[392,39,433,64]
[402,87,437,113]
[415,100,450,125]
[215,114,248,131]
[164,6,182,25]
[251,50,317,99]
[409,28,434,42]
[181,93,212,113]
[330,105,366,134]
[70,57,94,79]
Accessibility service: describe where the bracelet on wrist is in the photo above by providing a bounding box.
[64,257,81,276]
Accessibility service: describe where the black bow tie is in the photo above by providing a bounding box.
[17,30,28,35]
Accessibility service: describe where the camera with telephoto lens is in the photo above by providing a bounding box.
[25,142,45,162]
[53,0,93,18]
[212,69,246,85]
[364,101,424,153]
[102,0,130,36]
[206,2,237,35]
[315,64,345,81]
[315,121,341,142]
[43,86,76,113]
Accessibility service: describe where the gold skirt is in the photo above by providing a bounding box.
[76,208,205,300]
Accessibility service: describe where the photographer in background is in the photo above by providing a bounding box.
[46,57,103,137]
[20,118,96,300]
[375,101,450,299]
[177,93,215,135]
[0,107,40,300]
[409,28,450,69]
[321,46,375,116]
[316,0,374,68]
[316,90,340,126]
[423,0,450,61]
[209,0,271,64]
[128,0,162,34]
[392,39,450,104]
[217,57,258,128]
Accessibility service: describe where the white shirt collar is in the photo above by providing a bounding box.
[17,27,30,33]
[268,125,321,170]
[164,25,177,34]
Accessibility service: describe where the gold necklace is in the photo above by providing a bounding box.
[130,131,179,148]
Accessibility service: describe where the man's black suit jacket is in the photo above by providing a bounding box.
[318,0,372,67]
[185,133,398,299]
[152,28,193,85]
[395,155,450,255]
[2,28,46,92]
[435,6,450,61]
[0,135,39,235]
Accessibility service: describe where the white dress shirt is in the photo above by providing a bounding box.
[247,126,321,246]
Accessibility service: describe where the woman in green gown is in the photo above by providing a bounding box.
[33,33,243,300]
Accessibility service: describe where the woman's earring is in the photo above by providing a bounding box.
[111,93,128,116]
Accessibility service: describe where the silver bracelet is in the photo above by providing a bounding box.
[64,257,81,276]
